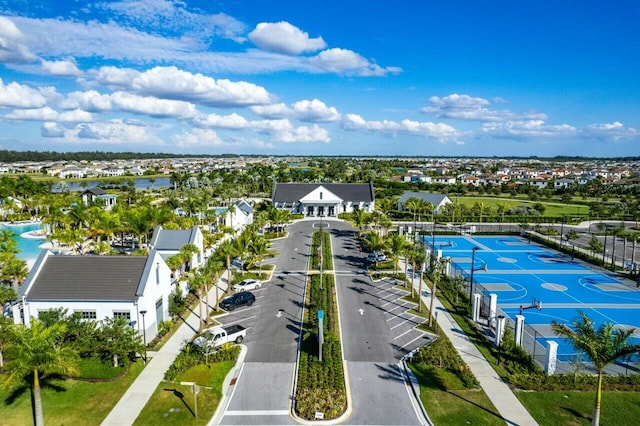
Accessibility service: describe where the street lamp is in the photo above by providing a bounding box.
[468,247,479,311]
[140,310,147,363]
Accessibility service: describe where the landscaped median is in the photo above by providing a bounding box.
[293,229,348,421]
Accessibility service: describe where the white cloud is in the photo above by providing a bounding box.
[58,109,93,123]
[173,128,227,148]
[250,98,340,122]
[248,22,326,55]
[0,79,49,108]
[480,120,577,138]
[97,0,247,43]
[111,91,197,118]
[192,112,250,129]
[41,122,65,138]
[5,107,59,121]
[41,58,82,77]
[271,124,330,143]
[342,113,461,142]
[422,94,547,122]
[584,122,638,141]
[0,16,36,63]
[60,90,112,112]
[95,66,274,107]
[75,120,163,145]
[309,48,402,76]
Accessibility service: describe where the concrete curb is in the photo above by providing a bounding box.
[209,344,248,426]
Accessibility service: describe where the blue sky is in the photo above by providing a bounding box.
[0,0,639,157]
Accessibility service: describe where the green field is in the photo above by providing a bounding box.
[0,361,144,426]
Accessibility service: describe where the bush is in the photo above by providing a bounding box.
[411,334,479,389]
[164,343,240,381]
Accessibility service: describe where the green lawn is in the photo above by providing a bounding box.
[517,390,640,426]
[409,363,505,426]
[457,196,589,217]
[0,361,144,426]
[133,361,234,426]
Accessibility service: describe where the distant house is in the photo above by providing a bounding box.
[81,187,117,210]
[149,225,205,279]
[272,182,375,217]
[397,192,452,214]
[432,176,456,185]
[224,199,254,231]
[13,250,173,342]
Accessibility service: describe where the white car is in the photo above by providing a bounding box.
[366,252,387,263]
[232,279,262,292]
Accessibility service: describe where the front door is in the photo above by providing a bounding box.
[307,206,314,216]
[328,206,335,217]
[155,298,163,331]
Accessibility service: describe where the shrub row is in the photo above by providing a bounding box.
[411,334,479,389]
[164,343,240,381]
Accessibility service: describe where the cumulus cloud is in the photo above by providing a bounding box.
[309,48,402,76]
[94,66,274,107]
[41,58,82,77]
[41,122,65,138]
[0,79,50,109]
[192,112,250,129]
[584,122,638,141]
[271,124,330,143]
[58,109,93,123]
[422,94,547,122]
[480,120,577,138]
[249,22,326,55]
[60,90,112,112]
[341,113,461,142]
[111,91,197,118]
[0,16,36,63]
[5,107,59,121]
[75,119,163,145]
[250,99,340,122]
[173,128,227,148]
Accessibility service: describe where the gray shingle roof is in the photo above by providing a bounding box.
[272,182,374,203]
[398,191,450,206]
[150,225,198,250]
[26,255,148,301]
[82,187,106,196]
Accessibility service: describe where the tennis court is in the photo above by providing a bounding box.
[426,235,640,364]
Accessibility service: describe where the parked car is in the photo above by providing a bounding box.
[366,252,387,263]
[192,325,247,350]
[219,291,256,311]
[232,278,262,292]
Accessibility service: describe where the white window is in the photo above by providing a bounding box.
[113,311,131,320]
[76,310,97,320]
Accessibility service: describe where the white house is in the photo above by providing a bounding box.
[397,192,452,214]
[13,250,173,342]
[224,199,254,231]
[149,225,205,278]
[272,182,375,217]
[81,187,117,210]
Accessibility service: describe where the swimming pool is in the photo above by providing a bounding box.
[0,222,47,263]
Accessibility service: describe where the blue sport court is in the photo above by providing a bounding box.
[425,235,640,363]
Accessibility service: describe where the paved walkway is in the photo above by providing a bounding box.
[101,270,231,426]
[400,259,539,426]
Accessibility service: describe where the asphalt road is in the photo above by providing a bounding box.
[328,220,429,425]
[216,222,312,425]
[216,219,428,425]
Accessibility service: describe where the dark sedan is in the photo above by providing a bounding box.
[220,291,256,311]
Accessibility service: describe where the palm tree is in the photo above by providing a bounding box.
[428,258,447,325]
[3,318,79,426]
[413,247,427,307]
[551,312,640,426]
[403,197,420,237]
[189,270,207,331]
[352,208,368,232]
[217,239,237,294]
[179,243,200,273]
[385,234,406,276]
[249,236,269,274]
[205,259,224,312]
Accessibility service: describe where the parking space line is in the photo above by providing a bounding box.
[400,332,428,349]
[394,328,415,340]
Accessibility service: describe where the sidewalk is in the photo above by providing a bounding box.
[400,259,539,426]
[101,271,231,426]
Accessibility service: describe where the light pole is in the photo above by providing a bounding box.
[468,247,479,311]
[140,310,147,363]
